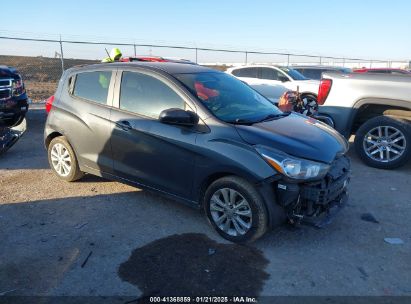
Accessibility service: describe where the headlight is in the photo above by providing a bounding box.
[12,76,25,96]
[255,146,330,181]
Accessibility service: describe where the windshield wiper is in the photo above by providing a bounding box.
[226,118,255,125]
[226,112,290,125]
[256,112,291,123]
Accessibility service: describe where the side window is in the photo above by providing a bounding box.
[259,68,282,80]
[232,68,258,78]
[120,71,184,118]
[73,71,111,104]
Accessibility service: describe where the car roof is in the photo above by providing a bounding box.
[230,64,281,68]
[355,68,401,70]
[290,65,347,70]
[70,62,215,75]
[353,68,411,72]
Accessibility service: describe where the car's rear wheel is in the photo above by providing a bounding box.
[204,176,268,243]
[48,136,84,181]
[354,115,411,169]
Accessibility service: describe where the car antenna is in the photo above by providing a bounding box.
[105,48,111,58]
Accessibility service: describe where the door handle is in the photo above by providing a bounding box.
[116,120,132,131]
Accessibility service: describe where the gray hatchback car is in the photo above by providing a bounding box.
[44,62,350,243]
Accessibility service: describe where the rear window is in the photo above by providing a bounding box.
[73,71,112,104]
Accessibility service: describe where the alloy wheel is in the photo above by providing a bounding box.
[363,125,406,163]
[209,188,252,236]
[50,143,72,177]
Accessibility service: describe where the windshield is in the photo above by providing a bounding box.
[279,67,308,80]
[175,72,283,124]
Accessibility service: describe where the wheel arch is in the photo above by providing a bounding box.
[349,98,411,135]
[300,92,317,98]
[198,172,286,229]
[44,131,63,149]
[197,172,246,207]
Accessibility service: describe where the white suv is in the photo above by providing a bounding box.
[226,65,320,105]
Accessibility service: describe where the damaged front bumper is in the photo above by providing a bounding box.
[274,155,351,228]
[0,118,27,154]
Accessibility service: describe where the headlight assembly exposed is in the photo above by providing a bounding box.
[255,146,330,180]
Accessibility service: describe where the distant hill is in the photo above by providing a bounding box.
[0,55,99,82]
[0,55,99,101]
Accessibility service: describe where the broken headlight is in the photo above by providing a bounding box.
[256,146,330,181]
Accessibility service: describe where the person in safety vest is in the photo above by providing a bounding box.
[101,48,122,63]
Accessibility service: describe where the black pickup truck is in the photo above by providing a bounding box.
[0,65,29,128]
[0,65,28,153]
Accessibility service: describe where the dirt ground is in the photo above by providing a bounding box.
[0,105,410,299]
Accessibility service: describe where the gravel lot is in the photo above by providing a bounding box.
[1,105,410,298]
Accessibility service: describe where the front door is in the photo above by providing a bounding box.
[109,70,198,200]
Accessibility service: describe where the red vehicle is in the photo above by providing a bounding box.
[353,68,411,75]
[120,56,196,64]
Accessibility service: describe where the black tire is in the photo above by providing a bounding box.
[298,94,318,116]
[354,115,411,169]
[48,136,84,181]
[204,176,268,243]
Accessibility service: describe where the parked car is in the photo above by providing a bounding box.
[353,68,411,75]
[226,65,319,108]
[0,65,29,128]
[317,72,411,169]
[44,62,350,243]
[291,65,352,80]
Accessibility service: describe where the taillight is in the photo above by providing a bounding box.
[317,79,332,105]
[45,95,55,113]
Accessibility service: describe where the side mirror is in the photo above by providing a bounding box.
[279,76,289,83]
[159,108,199,126]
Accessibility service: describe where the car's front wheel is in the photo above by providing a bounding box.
[354,115,411,169]
[299,93,318,116]
[204,176,268,243]
[48,136,84,181]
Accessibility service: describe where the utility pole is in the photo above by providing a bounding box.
[59,35,64,73]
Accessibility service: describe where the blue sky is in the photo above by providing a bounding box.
[0,0,410,62]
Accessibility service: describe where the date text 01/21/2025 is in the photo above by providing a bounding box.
[149,296,258,303]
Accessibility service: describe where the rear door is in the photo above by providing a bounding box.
[109,69,198,200]
[56,69,115,174]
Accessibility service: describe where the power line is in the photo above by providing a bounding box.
[0,35,400,63]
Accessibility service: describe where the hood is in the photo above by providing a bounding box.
[293,79,320,87]
[235,113,348,164]
[289,79,319,93]
[0,66,20,79]
[299,79,320,85]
